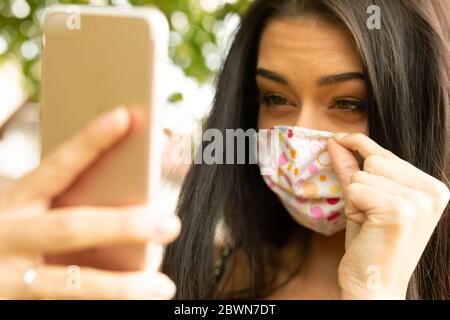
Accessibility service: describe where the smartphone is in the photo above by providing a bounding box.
[40,5,169,272]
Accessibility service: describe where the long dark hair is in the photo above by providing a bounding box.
[162,0,450,299]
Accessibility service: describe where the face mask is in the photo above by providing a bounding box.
[257,126,346,236]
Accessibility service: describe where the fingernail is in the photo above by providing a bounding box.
[161,280,176,298]
[151,215,180,235]
[150,276,176,299]
[99,106,129,129]
[334,132,350,140]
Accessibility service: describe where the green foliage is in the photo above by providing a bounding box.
[167,91,184,104]
[0,0,251,102]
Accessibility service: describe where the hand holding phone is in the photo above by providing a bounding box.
[0,108,180,299]
[40,5,169,272]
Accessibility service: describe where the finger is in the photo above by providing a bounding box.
[350,170,440,224]
[8,107,131,205]
[362,154,438,194]
[346,182,416,225]
[0,207,181,255]
[333,133,398,160]
[25,266,176,300]
[328,138,360,190]
[328,138,364,248]
[334,132,439,179]
[334,133,450,208]
[351,170,414,199]
[328,138,363,219]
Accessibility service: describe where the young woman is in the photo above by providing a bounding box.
[161,0,450,299]
[0,0,448,300]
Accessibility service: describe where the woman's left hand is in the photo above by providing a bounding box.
[327,133,450,299]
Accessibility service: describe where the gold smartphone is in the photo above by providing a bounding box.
[40,5,169,271]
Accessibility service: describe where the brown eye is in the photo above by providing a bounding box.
[261,93,290,106]
[331,99,366,113]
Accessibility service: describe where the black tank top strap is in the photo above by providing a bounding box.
[214,243,235,283]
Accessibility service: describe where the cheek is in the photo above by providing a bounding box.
[331,116,368,134]
[257,110,273,130]
[258,106,369,134]
[257,107,298,129]
[309,115,368,135]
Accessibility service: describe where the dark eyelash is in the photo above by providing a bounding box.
[258,92,366,113]
[332,99,367,113]
[260,93,291,106]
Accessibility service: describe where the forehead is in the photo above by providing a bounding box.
[257,17,363,76]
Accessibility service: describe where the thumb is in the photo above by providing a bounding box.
[7,107,131,206]
[328,137,363,251]
[327,137,360,190]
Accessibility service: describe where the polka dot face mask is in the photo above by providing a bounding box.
[257,126,346,236]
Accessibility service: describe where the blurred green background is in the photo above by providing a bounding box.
[0,0,251,103]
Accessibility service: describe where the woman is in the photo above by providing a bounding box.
[162,0,450,299]
[0,0,448,300]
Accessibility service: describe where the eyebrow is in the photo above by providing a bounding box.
[256,68,289,84]
[317,72,365,86]
[255,68,365,87]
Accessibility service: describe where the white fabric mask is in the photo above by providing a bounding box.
[257,126,346,236]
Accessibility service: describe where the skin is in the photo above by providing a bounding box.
[254,15,367,299]
[248,16,450,299]
[1,15,448,300]
[257,16,368,134]
[0,108,181,299]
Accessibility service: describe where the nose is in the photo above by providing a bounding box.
[294,101,327,131]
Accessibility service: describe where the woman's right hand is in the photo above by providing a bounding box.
[0,107,181,300]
